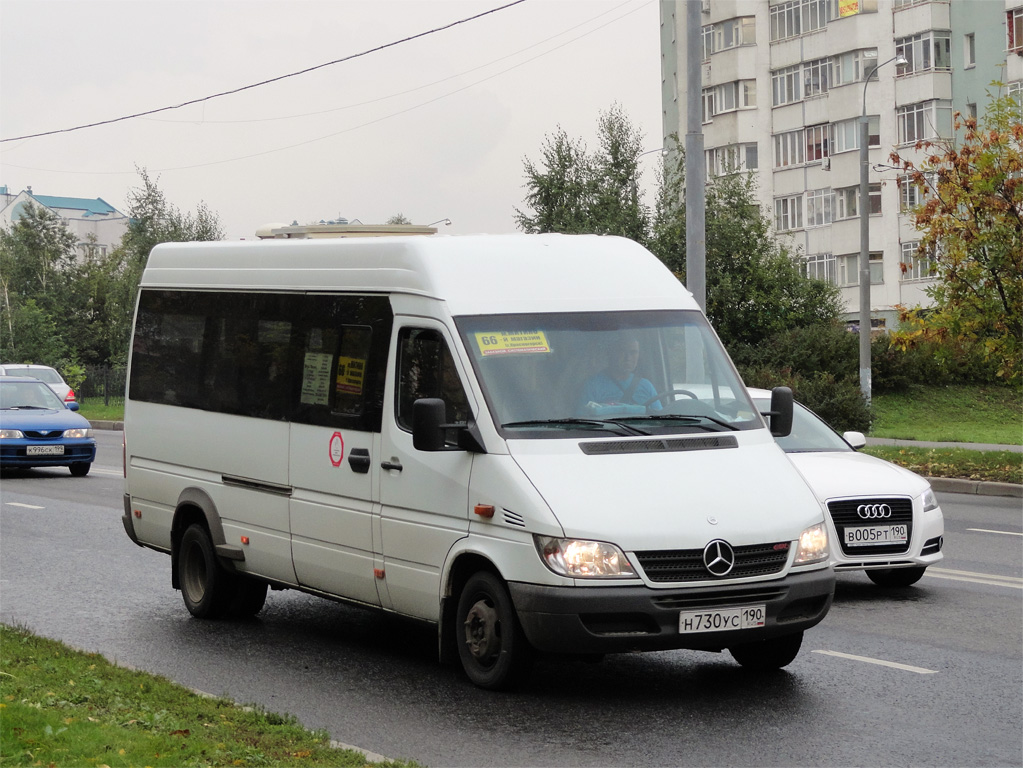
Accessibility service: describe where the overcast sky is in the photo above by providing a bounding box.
[1,0,662,240]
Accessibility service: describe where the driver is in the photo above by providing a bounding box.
[579,335,662,414]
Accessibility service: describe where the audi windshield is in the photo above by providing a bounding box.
[751,396,853,453]
[456,310,763,438]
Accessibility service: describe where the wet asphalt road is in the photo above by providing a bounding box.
[1,430,1020,767]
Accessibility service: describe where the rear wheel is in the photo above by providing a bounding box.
[456,571,533,690]
[867,566,926,588]
[178,523,236,618]
[729,631,803,671]
[69,462,91,477]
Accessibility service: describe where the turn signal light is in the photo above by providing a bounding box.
[474,504,495,518]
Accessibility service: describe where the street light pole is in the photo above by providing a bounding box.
[859,53,905,407]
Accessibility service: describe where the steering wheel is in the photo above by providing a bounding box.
[643,389,698,407]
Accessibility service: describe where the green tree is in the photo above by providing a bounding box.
[650,141,843,349]
[386,213,412,225]
[889,90,1023,384]
[105,169,225,364]
[515,104,649,240]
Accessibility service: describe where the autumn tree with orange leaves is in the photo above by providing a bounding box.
[890,90,1022,385]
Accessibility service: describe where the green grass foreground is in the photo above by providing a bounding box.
[0,624,418,768]
[870,385,1022,445]
[862,446,1022,485]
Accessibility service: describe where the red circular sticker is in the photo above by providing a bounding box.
[329,432,345,467]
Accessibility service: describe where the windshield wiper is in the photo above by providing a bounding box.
[3,405,51,410]
[501,418,650,436]
[621,414,740,432]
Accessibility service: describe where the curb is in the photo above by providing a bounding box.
[91,421,1021,499]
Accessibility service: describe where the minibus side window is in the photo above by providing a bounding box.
[396,328,470,440]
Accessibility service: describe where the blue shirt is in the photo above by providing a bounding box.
[579,372,662,413]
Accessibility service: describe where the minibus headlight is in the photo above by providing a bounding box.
[63,428,94,439]
[793,523,828,565]
[0,429,24,439]
[922,487,939,512]
[534,536,637,579]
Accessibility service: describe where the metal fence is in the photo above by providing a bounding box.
[79,365,126,406]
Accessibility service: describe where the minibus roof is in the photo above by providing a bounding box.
[142,233,697,315]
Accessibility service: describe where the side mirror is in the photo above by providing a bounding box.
[769,386,794,438]
[843,431,867,450]
[412,398,447,452]
[66,402,80,412]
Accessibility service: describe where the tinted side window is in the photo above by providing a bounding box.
[395,328,470,435]
[129,290,392,432]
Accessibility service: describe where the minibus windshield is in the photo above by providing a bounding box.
[456,311,763,437]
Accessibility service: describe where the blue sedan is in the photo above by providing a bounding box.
[0,377,97,476]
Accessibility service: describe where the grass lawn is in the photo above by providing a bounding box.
[870,385,1022,445]
[76,400,125,422]
[0,624,417,768]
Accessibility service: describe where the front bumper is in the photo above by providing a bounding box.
[508,568,835,655]
[0,439,96,468]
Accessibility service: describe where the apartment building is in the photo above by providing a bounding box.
[660,0,1023,328]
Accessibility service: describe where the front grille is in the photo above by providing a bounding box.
[634,542,789,583]
[827,497,913,556]
[23,430,65,439]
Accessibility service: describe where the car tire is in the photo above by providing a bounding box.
[231,578,269,617]
[456,571,534,690]
[867,566,926,588]
[69,463,91,477]
[178,523,237,619]
[729,631,803,671]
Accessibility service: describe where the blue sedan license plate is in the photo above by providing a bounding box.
[26,445,64,456]
[679,604,766,633]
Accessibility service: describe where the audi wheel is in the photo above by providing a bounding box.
[867,566,926,588]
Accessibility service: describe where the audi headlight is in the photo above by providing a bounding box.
[922,486,939,512]
[793,523,828,565]
[63,428,93,439]
[534,536,637,579]
[0,429,24,439]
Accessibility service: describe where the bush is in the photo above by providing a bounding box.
[730,323,857,380]
[741,367,871,434]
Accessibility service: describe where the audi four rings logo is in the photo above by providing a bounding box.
[857,503,892,519]
[703,539,735,576]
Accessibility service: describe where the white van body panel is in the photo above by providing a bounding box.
[507,432,823,555]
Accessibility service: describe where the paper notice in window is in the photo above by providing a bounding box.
[301,352,333,405]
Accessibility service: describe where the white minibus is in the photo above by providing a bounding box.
[122,233,834,689]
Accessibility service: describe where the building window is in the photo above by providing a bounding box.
[774,129,806,168]
[703,16,756,57]
[897,100,953,144]
[1009,8,1023,53]
[1008,82,1023,118]
[964,33,976,68]
[831,116,880,154]
[804,58,830,97]
[770,0,830,42]
[774,195,804,231]
[838,252,883,286]
[835,183,881,219]
[802,252,835,282]
[772,64,803,106]
[806,188,834,227]
[831,48,877,87]
[806,124,829,162]
[895,31,952,75]
[703,80,757,121]
[900,241,937,281]
[899,173,933,213]
[706,143,758,177]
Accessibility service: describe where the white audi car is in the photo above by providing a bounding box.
[750,389,944,587]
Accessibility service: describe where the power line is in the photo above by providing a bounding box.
[0,0,527,144]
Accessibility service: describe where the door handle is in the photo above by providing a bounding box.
[381,459,403,472]
[348,448,371,474]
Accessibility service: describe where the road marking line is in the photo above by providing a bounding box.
[967,528,1023,537]
[4,502,44,509]
[812,650,937,674]
[928,568,1023,589]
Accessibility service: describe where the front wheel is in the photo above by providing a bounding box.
[456,571,534,690]
[867,566,926,588]
[178,523,237,619]
[729,631,803,671]
[69,462,91,477]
